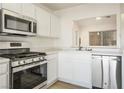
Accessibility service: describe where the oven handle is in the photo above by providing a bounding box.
[12,61,48,73]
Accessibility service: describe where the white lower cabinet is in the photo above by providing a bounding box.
[0,58,10,89]
[0,74,9,89]
[58,53,73,81]
[47,54,58,85]
[58,51,92,88]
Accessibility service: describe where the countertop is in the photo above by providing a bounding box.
[91,51,122,56]
[61,48,123,56]
[31,47,123,56]
[0,57,10,63]
[31,48,61,55]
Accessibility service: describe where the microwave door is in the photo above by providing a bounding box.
[5,17,17,31]
[5,15,31,31]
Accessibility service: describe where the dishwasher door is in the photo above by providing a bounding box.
[109,56,121,89]
[92,55,103,88]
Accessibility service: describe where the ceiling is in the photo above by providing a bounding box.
[42,3,83,11]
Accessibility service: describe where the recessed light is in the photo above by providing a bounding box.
[96,17,102,20]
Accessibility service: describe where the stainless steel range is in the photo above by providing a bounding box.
[0,42,47,89]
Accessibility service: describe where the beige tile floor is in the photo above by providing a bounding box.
[48,81,87,89]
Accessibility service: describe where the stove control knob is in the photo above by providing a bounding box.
[23,61,26,64]
[19,60,25,65]
[25,59,32,63]
[12,61,19,67]
[18,61,21,65]
[40,57,43,60]
[33,57,39,61]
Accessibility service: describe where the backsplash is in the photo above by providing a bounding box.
[0,36,57,50]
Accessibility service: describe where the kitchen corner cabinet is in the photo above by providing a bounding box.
[36,6,51,37]
[47,54,58,85]
[22,4,36,19]
[1,3,22,14]
[58,51,92,88]
[50,15,60,38]
[0,58,10,89]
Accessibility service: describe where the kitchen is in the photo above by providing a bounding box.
[0,3,124,90]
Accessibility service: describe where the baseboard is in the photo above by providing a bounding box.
[58,78,92,89]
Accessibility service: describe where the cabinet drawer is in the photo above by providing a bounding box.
[0,74,9,89]
[0,63,9,74]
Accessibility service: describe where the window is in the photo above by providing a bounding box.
[89,30,116,46]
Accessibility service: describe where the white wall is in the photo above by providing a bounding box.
[120,4,124,89]
[55,4,121,48]
[72,22,82,47]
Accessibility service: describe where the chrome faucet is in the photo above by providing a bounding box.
[78,37,82,51]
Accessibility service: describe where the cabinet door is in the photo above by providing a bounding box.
[22,3,36,18]
[36,6,50,37]
[0,74,9,89]
[47,58,58,85]
[59,51,92,88]
[58,52,73,81]
[50,15,60,38]
[0,63,9,74]
[2,3,22,13]
[72,53,92,87]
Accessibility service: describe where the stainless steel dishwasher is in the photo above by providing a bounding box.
[92,55,121,89]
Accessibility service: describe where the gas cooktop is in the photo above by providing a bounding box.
[0,52,46,60]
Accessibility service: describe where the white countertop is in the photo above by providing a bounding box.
[30,47,61,55]
[31,47,123,56]
[91,51,122,56]
[0,57,10,63]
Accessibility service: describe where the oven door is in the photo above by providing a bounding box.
[2,9,36,36]
[12,62,47,89]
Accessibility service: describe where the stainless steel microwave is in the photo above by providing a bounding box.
[0,9,37,36]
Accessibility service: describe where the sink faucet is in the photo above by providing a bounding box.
[78,37,82,51]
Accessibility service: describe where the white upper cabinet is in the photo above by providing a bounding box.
[22,4,36,19]
[1,3,22,14]
[1,4,60,38]
[36,6,51,37]
[50,14,60,38]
